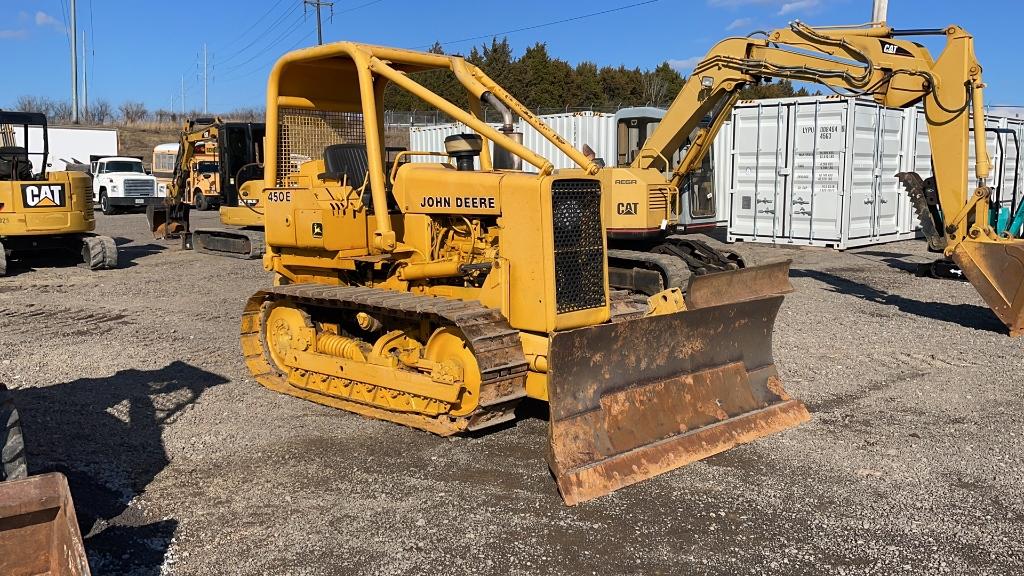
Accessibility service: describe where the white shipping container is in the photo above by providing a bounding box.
[906,110,1022,232]
[13,125,118,172]
[727,96,914,249]
[408,108,733,231]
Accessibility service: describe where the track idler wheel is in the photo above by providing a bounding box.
[424,327,481,417]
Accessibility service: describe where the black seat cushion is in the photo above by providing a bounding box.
[0,146,32,181]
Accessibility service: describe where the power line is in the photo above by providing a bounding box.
[418,0,660,50]
[217,11,308,78]
[212,1,285,53]
[336,0,385,15]
[217,2,302,66]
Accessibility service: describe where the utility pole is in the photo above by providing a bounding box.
[304,0,334,45]
[181,75,185,115]
[70,0,79,123]
[82,31,88,119]
[872,0,888,23]
[205,44,212,113]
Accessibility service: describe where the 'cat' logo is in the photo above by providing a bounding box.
[617,202,639,215]
[21,184,66,208]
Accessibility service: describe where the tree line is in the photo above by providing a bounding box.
[10,95,264,126]
[384,37,814,112]
[10,37,815,125]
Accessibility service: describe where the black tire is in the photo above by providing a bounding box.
[100,191,115,215]
[0,240,7,277]
[195,189,209,211]
[80,235,118,270]
[1,383,27,481]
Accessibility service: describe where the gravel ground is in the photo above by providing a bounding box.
[1,211,1021,575]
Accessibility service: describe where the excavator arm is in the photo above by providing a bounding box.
[148,117,222,238]
[635,22,1022,335]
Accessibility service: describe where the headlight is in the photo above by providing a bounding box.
[110,185,119,193]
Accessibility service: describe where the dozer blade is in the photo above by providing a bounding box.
[546,261,807,505]
[188,227,265,259]
[0,472,90,575]
[951,239,1024,337]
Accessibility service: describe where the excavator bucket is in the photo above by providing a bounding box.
[951,240,1024,337]
[0,472,90,575]
[546,260,809,505]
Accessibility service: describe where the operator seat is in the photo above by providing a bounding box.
[0,147,33,181]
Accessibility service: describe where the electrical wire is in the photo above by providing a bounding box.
[216,12,309,80]
[418,0,660,50]
[216,2,302,66]
[212,0,286,54]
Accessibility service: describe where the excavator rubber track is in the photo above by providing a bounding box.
[79,234,118,270]
[608,237,747,296]
[187,228,265,259]
[607,249,692,295]
[241,285,528,435]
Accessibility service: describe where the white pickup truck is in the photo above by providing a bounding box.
[89,156,163,215]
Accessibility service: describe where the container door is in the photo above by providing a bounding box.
[789,101,844,241]
[850,105,904,239]
[729,104,789,239]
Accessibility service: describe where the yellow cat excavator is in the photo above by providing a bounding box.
[583,21,1022,336]
[0,111,117,275]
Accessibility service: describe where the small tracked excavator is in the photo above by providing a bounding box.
[580,21,1022,336]
[0,111,117,275]
[241,42,807,505]
[148,118,266,258]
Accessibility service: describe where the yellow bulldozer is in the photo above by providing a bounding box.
[0,111,117,275]
[240,42,807,505]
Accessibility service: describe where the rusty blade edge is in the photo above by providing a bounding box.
[554,399,810,506]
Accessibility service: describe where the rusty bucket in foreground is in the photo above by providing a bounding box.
[951,239,1024,337]
[0,472,90,576]
[546,260,809,505]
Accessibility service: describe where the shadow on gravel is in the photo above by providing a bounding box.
[113,236,167,268]
[792,268,1005,333]
[12,361,228,575]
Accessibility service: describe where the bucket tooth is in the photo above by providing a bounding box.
[546,292,808,505]
[952,239,1024,336]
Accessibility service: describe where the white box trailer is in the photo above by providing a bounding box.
[727,96,916,249]
[407,108,733,231]
[13,125,118,173]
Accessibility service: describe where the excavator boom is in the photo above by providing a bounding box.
[630,22,1023,336]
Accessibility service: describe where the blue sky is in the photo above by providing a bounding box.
[1,0,1021,113]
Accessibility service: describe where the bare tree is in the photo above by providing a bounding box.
[91,100,113,124]
[119,101,149,124]
[15,95,50,114]
[51,101,73,123]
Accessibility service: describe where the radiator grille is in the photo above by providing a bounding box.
[551,179,606,314]
[277,108,365,186]
[124,179,155,196]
